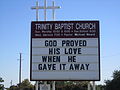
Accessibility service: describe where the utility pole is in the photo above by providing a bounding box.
[10,80,12,86]
[18,53,22,90]
[19,53,22,84]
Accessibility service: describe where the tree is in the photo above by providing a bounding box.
[96,84,106,90]
[56,81,88,90]
[8,79,34,90]
[19,79,34,90]
[105,70,120,90]
[0,77,4,90]
[113,70,120,79]
[8,85,18,90]
[0,77,4,83]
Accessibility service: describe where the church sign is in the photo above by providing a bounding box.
[30,21,100,81]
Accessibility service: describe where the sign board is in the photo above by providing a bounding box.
[30,21,100,81]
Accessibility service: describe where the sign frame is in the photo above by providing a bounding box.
[30,21,100,81]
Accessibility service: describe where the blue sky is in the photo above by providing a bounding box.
[0,0,120,88]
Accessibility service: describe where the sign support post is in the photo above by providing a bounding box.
[44,0,47,21]
[88,82,91,90]
[31,0,60,21]
[93,81,96,90]
[36,81,39,90]
[31,0,60,90]
[52,81,55,90]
